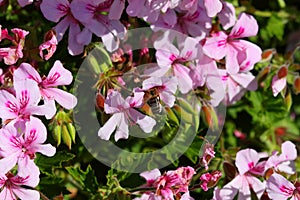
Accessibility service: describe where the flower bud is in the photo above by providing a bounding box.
[62,125,72,150]
[277,66,288,79]
[293,76,300,94]
[53,125,62,147]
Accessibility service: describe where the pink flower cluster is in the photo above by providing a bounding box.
[135,166,196,200]
[213,141,298,200]
[0,60,77,199]
[0,26,29,65]
[40,0,126,55]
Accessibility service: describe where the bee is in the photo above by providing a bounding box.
[143,88,163,115]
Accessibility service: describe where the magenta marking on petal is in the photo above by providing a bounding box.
[169,54,177,62]
[248,161,254,169]
[19,90,29,109]
[5,101,19,113]
[217,40,227,47]
[46,72,61,85]
[10,136,22,149]
[86,4,97,13]
[185,51,193,59]
[240,61,251,71]
[188,10,200,21]
[57,3,69,15]
[97,0,113,11]
[0,177,6,185]
[25,129,37,146]
[11,175,29,185]
[233,27,245,37]
[221,75,228,81]
[280,185,294,195]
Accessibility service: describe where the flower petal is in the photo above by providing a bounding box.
[46,60,73,86]
[173,64,192,94]
[14,63,42,83]
[0,154,19,174]
[35,144,56,157]
[218,2,236,30]
[42,88,77,110]
[235,149,259,175]
[14,79,41,109]
[25,117,47,143]
[266,173,294,200]
[204,0,222,17]
[12,187,40,200]
[203,31,228,60]
[40,0,69,22]
[114,113,129,141]
[98,113,120,140]
[229,13,259,38]
[128,108,156,133]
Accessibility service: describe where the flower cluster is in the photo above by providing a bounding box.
[213,141,298,200]
[96,11,261,140]
[0,0,295,199]
[0,60,77,199]
[135,166,196,200]
[0,26,29,65]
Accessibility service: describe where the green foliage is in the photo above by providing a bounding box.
[35,151,75,175]
[66,165,99,194]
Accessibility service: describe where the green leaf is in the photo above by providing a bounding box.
[266,14,286,41]
[184,137,203,163]
[38,176,69,199]
[277,0,286,8]
[66,165,99,193]
[35,151,75,175]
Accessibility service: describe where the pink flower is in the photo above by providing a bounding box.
[134,192,162,200]
[173,166,195,194]
[271,66,288,97]
[155,172,181,199]
[218,2,236,30]
[203,13,262,74]
[200,171,222,191]
[154,37,200,94]
[266,173,300,200]
[17,0,33,7]
[153,3,211,39]
[217,149,266,200]
[0,171,40,200]
[200,143,215,170]
[203,0,222,17]
[127,0,178,25]
[142,76,178,107]
[39,30,58,60]
[0,27,29,65]
[0,117,56,176]
[40,0,91,55]
[0,79,52,127]
[190,52,225,106]
[140,169,161,187]
[265,141,297,174]
[98,90,156,141]
[70,0,125,51]
[14,60,78,119]
[139,167,195,200]
[218,69,257,104]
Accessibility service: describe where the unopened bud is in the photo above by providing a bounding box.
[261,49,276,62]
[277,66,288,79]
[53,126,62,147]
[67,123,76,143]
[62,125,72,150]
[293,76,300,94]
